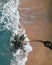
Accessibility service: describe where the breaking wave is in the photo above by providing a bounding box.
[0,0,20,32]
[0,0,32,65]
[0,0,33,65]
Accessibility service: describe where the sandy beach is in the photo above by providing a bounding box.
[19,0,52,65]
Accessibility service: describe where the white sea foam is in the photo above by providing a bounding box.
[0,0,32,65]
[0,0,20,32]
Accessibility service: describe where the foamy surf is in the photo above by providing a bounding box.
[0,0,32,65]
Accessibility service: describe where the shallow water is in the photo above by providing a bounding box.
[0,0,12,65]
[0,30,12,65]
[0,0,19,65]
[0,0,32,65]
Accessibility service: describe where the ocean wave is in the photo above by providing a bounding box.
[0,0,20,32]
[0,0,32,65]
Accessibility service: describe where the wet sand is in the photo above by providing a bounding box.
[19,0,52,65]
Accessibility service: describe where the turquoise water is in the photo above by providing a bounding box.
[0,30,12,65]
[0,0,19,65]
[0,0,12,65]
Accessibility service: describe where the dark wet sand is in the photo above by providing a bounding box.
[19,0,52,65]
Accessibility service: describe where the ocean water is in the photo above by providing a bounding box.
[0,30,12,65]
[0,0,20,65]
[0,0,32,65]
